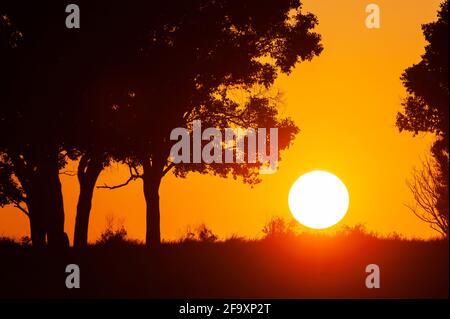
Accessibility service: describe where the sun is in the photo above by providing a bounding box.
[288,170,349,229]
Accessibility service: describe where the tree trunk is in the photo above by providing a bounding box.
[41,157,68,248]
[74,154,104,248]
[143,160,162,247]
[11,151,68,247]
[29,214,46,247]
[26,194,46,248]
[11,155,46,247]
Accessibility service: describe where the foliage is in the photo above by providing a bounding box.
[262,216,298,238]
[181,224,218,243]
[396,0,449,237]
[396,0,448,138]
[406,157,449,238]
[0,236,21,248]
[95,216,130,246]
[95,226,128,246]
[0,154,27,216]
[0,0,323,246]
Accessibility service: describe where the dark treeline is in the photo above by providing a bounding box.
[396,0,449,237]
[0,1,323,247]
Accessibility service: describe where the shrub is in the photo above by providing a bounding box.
[262,216,298,238]
[0,236,21,248]
[181,224,218,243]
[96,226,128,246]
[94,215,134,246]
[20,236,32,247]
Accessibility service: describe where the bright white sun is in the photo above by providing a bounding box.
[288,170,349,229]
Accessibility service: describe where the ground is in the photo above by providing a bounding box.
[0,229,447,298]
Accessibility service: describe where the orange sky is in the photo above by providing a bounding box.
[0,0,443,242]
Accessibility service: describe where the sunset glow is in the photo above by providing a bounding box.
[0,0,447,301]
[0,0,444,242]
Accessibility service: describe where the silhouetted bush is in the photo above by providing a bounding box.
[94,215,142,247]
[0,236,32,248]
[20,236,32,247]
[262,216,298,238]
[95,226,128,246]
[181,224,218,243]
[337,223,376,239]
[0,236,21,249]
[224,234,248,243]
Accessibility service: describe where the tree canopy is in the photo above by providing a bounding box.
[1,0,323,246]
[397,0,449,237]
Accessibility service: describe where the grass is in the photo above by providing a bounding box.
[0,219,448,298]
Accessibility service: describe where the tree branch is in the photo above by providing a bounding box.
[162,162,175,177]
[60,170,77,176]
[97,174,141,190]
[97,163,143,190]
[13,202,29,218]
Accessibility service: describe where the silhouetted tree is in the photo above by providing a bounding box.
[0,1,141,247]
[396,0,448,237]
[406,157,448,237]
[98,0,323,246]
[1,1,322,248]
[0,154,28,217]
[0,2,78,247]
[0,1,128,246]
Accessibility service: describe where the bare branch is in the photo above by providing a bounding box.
[405,156,448,238]
[60,170,77,176]
[97,174,141,190]
[97,162,143,190]
[162,162,175,177]
[13,202,29,218]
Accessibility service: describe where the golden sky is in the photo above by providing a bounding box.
[0,0,443,242]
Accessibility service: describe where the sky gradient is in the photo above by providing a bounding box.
[0,0,443,242]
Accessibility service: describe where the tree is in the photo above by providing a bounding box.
[1,1,322,248]
[0,1,138,247]
[0,1,125,246]
[0,154,28,218]
[0,2,75,247]
[98,0,323,246]
[397,0,449,237]
[406,157,448,237]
